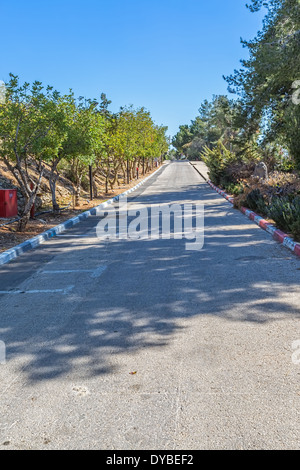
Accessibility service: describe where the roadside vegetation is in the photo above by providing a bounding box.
[172,0,300,241]
[0,75,169,232]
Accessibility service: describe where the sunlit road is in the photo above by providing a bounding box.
[0,161,299,450]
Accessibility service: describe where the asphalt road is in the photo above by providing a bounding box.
[0,161,300,450]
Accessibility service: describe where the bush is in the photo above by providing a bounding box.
[267,197,289,230]
[201,141,236,186]
[245,189,267,214]
[267,196,300,240]
[224,182,244,196]
[290,218,300,240]
[274,156,296,173]
[201,141,259,189]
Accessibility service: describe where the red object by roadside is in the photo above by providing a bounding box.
[0,189,18,218]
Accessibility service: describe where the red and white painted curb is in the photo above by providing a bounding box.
[207,180,300,259]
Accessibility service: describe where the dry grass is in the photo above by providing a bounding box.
[233,170,300,209]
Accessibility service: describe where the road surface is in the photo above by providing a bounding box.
[0,161,299,450]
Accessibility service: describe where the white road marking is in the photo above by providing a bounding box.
[42,269,94,274]
[41,265,107,278]
[0,266,108,296]
[0,286,74,295]
[90,265,107,278]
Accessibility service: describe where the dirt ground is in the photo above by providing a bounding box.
[0,167,160,254]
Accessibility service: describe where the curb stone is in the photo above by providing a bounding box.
[190,162,208,181]
[0,163,168,266]
[205,179,300,259]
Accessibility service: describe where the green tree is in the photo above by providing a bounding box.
[67,97,105,205]
[150,124,169,166]
[172,125,192,155]
[225,0,300,168]
[99,92,112,118]
[173,96,240,160]
[37,92,74,213]
[134,107,157,175]
[0,74,65,231]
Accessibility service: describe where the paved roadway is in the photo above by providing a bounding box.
[0,161,300,450]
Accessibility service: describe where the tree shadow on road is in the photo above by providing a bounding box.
[0,181,300,383]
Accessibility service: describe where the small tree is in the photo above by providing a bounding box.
[0,74,64,231]
[37,92,73,213]
[201,141,236,186]
[66,98,105,205]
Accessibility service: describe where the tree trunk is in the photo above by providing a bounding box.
[122,164,126,184]
[49,168,60,214]
[137,157,141,176]
[92,169,98,197]
[109,173,116,190]
[105,160,110,193]
[3,157,44,232]
[72,158,81,206]
[93,180,98,198]
[75,178,81,206]
[51,186,60,213]
[17,184,41,231]
[127,160,130,184]
[17,212,31,232]
[109,162,121,190]
[131,159,136,180]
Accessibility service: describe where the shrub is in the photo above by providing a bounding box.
[267,196,300,240]
[267,197,289,230]
[201,141,236,186]
[274,156,296,173]
[290,218,300,240]
[245,189,267,214]
[224,182,244,196]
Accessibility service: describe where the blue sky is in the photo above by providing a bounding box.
[1,0,265,138]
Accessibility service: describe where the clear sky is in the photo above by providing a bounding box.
[1,0,265,139]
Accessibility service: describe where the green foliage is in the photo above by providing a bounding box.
[0,74,67,228]
[172,95,240,159]
[268,195,300,239]
[224,182,244,196]
[0,74,63,162]
[245,188,267,214]
[172,125,192,154]
[267,197,289,229]
[274,154,296,172]
[201,141,236,186]
[290,218,300,241]
[0,74,169,230]
[225,0,300,167]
